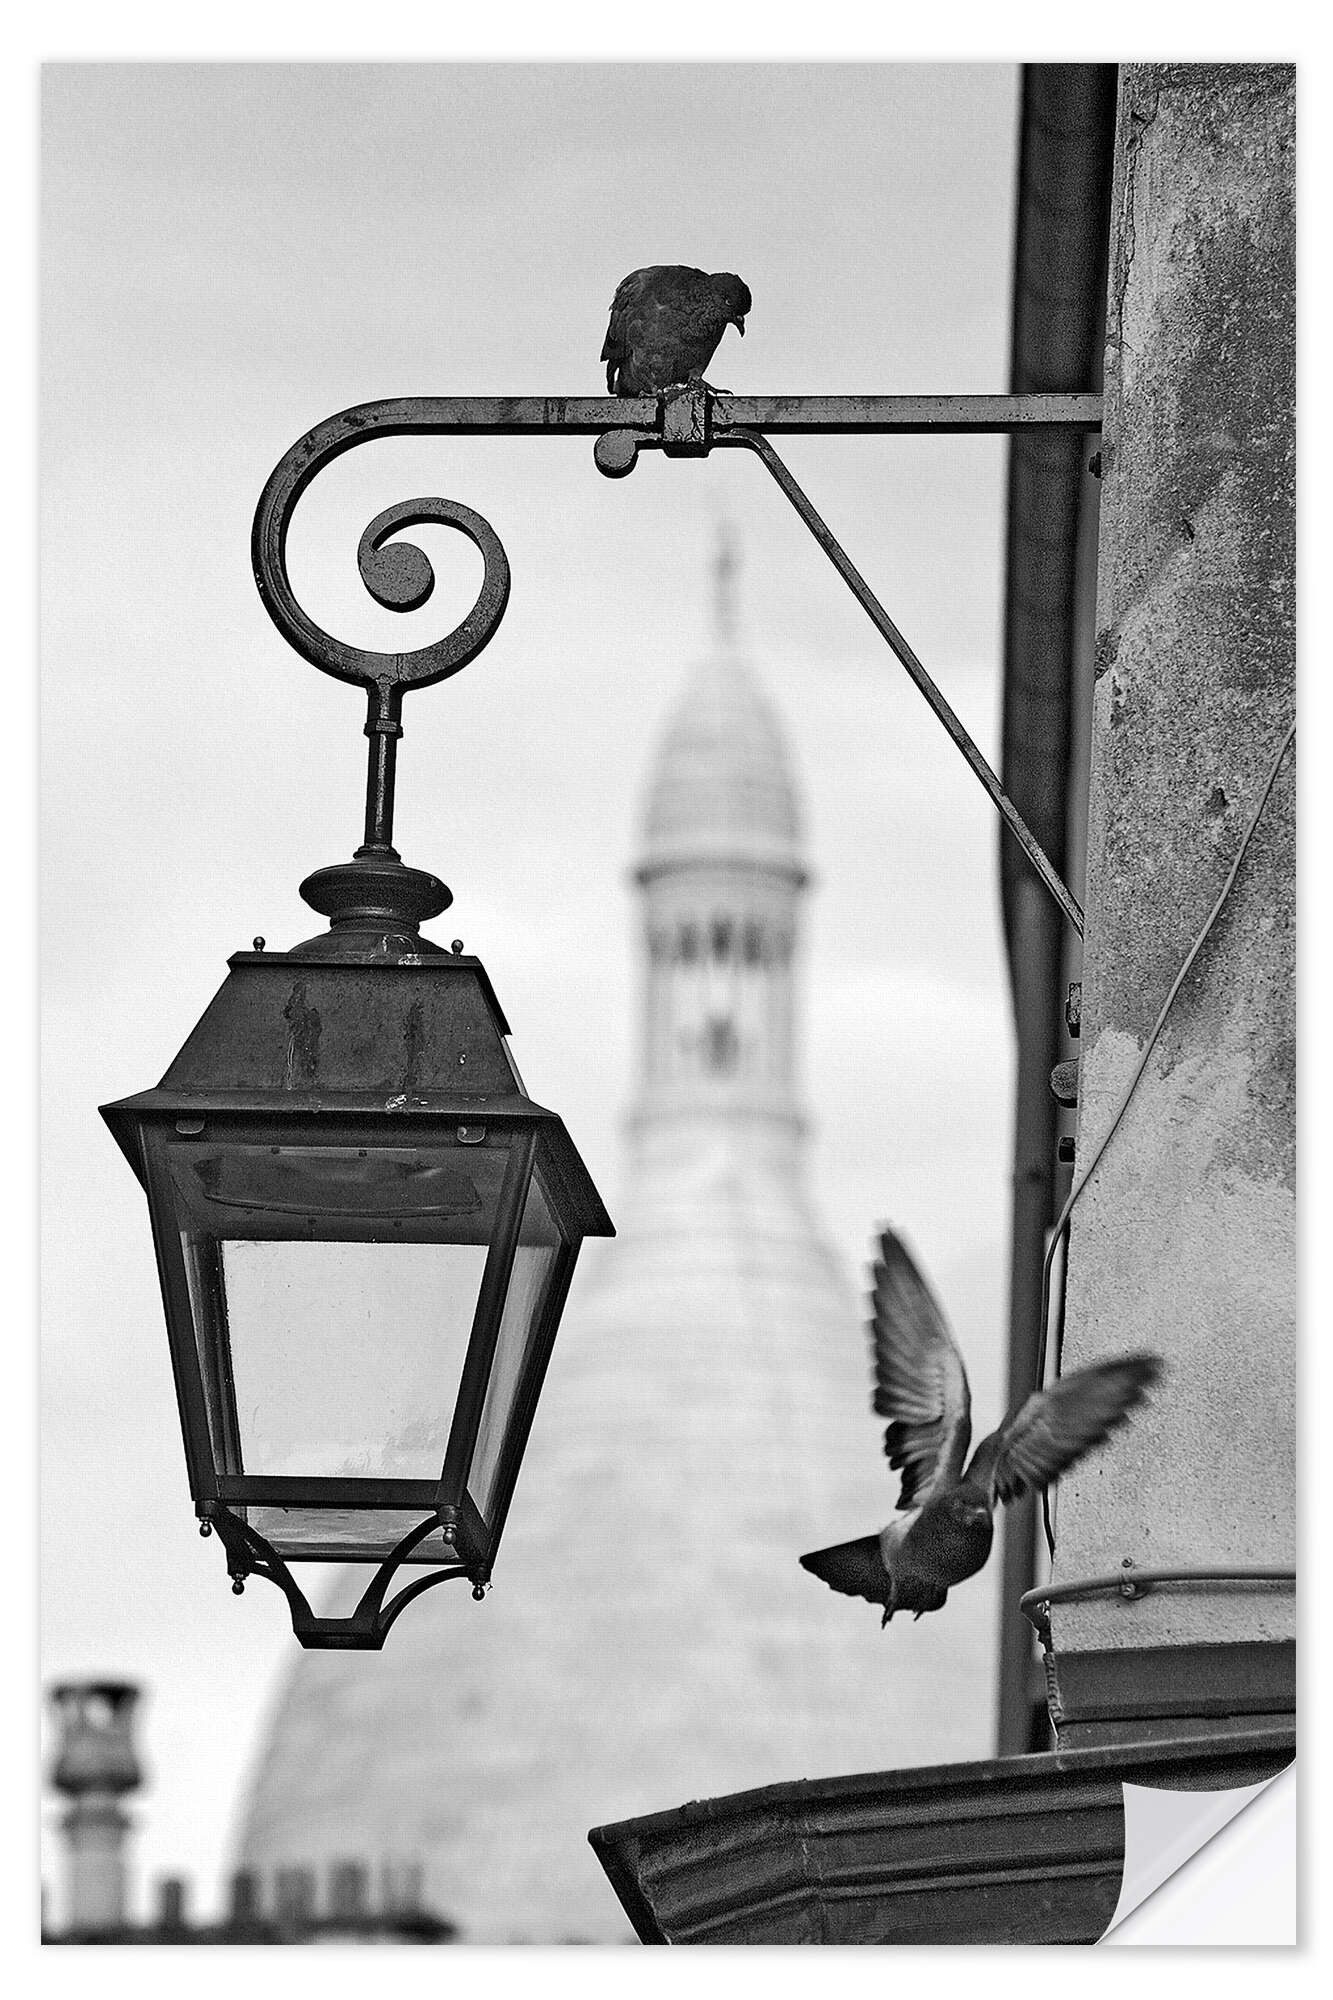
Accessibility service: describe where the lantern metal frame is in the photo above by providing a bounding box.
[103,951,612,1648]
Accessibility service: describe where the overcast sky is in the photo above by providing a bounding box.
[41,60,1021,1917]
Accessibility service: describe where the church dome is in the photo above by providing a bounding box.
[638,530,803,880]
[639,650,804,878]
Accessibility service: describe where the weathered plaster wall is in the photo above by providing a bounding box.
[1050,64,1294,1659]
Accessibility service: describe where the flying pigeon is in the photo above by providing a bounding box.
[601,265,751,395]
[800,1227,1162,1624]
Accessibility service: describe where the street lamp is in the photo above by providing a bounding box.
[101,389,1096,1651]
[102,496,613,1649]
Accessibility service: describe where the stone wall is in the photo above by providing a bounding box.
[1049,66,1295,1697]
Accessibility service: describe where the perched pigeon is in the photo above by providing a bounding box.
[800,1227,1162,1624]
[601,265,751,395]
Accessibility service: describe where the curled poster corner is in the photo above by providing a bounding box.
[1099,1762,1296,1945]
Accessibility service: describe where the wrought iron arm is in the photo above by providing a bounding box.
[202,1504,484,1651]
[252,390,1100,926]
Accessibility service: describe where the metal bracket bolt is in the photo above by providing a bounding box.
[1050,1057,1081,1107]
[660,384,711,456]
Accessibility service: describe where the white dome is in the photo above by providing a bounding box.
[639,649,804,878]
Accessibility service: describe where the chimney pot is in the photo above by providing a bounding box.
[275,1864,316,1928]
[157,1876,187,1930]
[328,1859,369,1924]
[228,1868,261,1926]
[47,1679,142,1934]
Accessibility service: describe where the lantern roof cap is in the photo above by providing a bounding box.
[100,950,612,1238]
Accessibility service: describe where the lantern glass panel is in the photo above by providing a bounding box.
[467,1162,565,1525]
[219,1237,489,1477]
[165,1136,513,1494]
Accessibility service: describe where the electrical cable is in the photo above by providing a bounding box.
[1036,715,1295,1557]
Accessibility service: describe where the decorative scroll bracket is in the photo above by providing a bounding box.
[252,388,1101,944]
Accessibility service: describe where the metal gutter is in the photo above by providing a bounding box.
[589,1721,1292,1944]
[996,62,1118,1754]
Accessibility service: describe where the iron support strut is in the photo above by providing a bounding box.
[716,429,1084,935]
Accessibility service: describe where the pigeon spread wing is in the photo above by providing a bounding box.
[799,1535,889,1607]
[870,1227,972,1510]
[967,1354,1162,1505]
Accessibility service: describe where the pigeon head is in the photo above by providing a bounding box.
[710,272,752,333]
[948,1485,992,1528]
